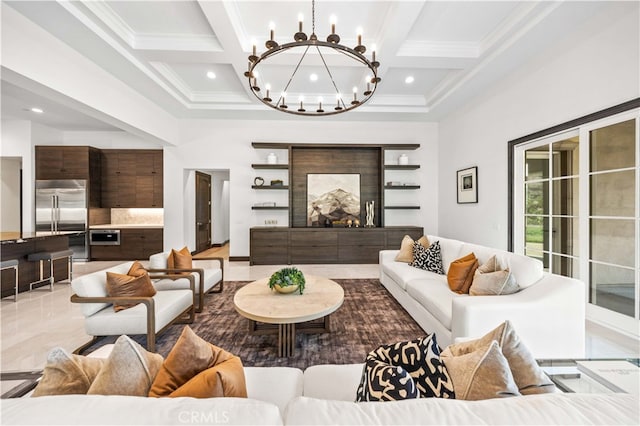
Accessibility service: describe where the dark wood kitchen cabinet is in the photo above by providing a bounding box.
[35,146,102,207]
[101,149,163,208]
[90,228,163,260]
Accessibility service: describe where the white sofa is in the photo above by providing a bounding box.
[2,363,637,425]
[71,261,195,352]
[148,252,224,313]
[379,235,586,359]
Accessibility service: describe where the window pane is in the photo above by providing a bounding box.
[590,219,636,267]
[552,138,579,178]
[525,145,549,181]
[525,181,549,215]
[590,119,636,172]
[552,255,579,279]
[553,178,578,215]
[526,216,549,252]
[590,262,635,318]
[552,217,579,256]
[590,170,636,217]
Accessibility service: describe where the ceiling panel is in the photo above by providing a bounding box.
[2,0,624,125]
[407,1,522,42]
[232,1,391,50]
[106,0,214,36]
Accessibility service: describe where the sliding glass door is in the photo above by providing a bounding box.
[513,110,639,336]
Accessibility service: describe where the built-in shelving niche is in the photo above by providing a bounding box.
[251,142,420,226]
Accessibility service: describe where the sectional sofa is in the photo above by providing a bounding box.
[379,235,586,358]
[2,363,637,424]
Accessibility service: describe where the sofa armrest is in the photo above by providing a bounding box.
[379,250,399,264]
[450,273,585,358]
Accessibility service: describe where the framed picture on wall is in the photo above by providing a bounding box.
[457,166,478,204]
[307,173,361,226]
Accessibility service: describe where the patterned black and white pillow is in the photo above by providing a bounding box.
[364,334,455,399]
[410,240,445,275]
[355,359,418,402]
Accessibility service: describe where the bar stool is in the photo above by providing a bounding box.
[0,259,19,302]
[27,249,73,291]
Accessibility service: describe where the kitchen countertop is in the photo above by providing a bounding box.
[89,224,164,229]
[0,231,83,244]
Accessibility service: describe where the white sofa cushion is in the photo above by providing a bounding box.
[84,289,192,336]
[148,252,170,270]
[303,364,364,401]
[153,269,222,293]
[426,235,463,274]
[1,395,283,425]
[460,243,543,289]
[405,279,459,330]
[72,262,134,317]
[245,367,303,414]
[381,261,437,291]
[284,393,638,425]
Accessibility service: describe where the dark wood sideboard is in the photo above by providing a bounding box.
[250,226,423,265]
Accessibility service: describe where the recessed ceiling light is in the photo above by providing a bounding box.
[30,107,44,113]
[206,71,216,79]
[405,76,414,84]
[310,73,318,82]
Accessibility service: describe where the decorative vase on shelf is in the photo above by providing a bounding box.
[365,201,375,227]
[398,154,409,165]
[268,267,306,295]
[267,153,278,164]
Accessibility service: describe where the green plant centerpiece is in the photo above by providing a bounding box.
[268,267,306,295]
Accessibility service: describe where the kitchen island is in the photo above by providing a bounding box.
[1,232,78,298]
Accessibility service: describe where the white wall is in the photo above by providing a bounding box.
[211,171,230,245]
[0,158,22,231]
[167,119,438,257]
[438,4,640,250]
[1,120,33,232]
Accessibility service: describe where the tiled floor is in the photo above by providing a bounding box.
[1,260,638,376]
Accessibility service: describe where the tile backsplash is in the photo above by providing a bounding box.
[111,208,164,225]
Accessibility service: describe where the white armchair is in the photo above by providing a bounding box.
[148,252,224,313]
[70,261,195,353]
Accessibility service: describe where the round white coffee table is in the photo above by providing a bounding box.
[233,275,344,357]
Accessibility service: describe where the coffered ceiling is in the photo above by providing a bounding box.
[1,0,612,128]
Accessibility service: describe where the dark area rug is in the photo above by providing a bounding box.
[85,279,427,370]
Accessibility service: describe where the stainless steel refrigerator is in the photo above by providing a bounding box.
[35,179,88,261]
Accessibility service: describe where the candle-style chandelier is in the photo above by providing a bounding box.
[244,0,381,116]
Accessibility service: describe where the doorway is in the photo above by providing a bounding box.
[195,171,212,253]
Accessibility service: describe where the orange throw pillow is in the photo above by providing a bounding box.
[105,272,156,312]
[168,247,192,275]
[127,261,147,277]
[149,326,247,398]
[447,253,479,294]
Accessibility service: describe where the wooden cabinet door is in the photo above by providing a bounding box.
[250,229,289,265]
[35,146,89,180]
[101,149,162,207]
[61,147,90,178]
[35,147,63,179]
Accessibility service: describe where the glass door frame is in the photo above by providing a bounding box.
[508,98,640,338]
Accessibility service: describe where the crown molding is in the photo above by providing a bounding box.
[134,33,222,52]
[82,0,136,48]
[398,41,480,58]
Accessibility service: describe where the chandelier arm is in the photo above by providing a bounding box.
[281,45,311,95]
[314,45,344,107]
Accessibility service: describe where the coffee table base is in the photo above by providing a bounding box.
[247,316,332,357]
